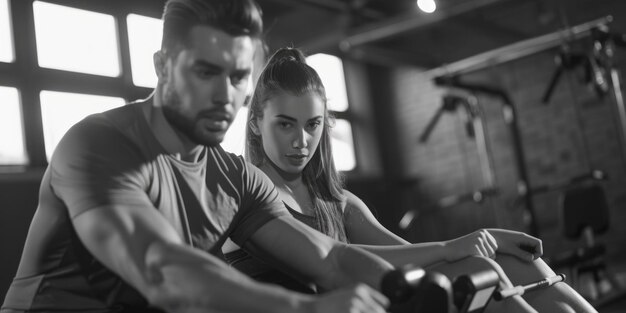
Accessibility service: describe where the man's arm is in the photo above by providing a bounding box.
[72,204,313,312]
[242,215,395,292]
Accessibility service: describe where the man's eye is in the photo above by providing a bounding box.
[231,74,248,86]
[196,70,217,79]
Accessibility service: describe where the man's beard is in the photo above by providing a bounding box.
[161,85,225,147]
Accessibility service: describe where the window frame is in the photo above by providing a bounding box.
[0,0,163,171]
[1,0,364,174]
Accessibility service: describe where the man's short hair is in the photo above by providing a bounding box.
[161,0,263,54]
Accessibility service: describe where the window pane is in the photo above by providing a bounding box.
[222,107,248,155]
[127,14,163,88]
[0,0,14,63]
[40,91,125,160]
[331,119,356,171]
[33,1,120,76]
[0,86,27,165]
[307,53,349,112]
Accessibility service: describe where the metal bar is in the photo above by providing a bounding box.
[471,101,495,188]
[424,16,614,79]
[610,69,626,171]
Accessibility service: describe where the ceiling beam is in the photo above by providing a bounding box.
[297,0,513,54]
[451,15,529,43]
[261,0,385,20]
[339,0,512,50]
[346,45,439,68]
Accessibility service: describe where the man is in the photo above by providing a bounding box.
[1,0,392,312]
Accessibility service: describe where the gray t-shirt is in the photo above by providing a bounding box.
[2,102,288,312]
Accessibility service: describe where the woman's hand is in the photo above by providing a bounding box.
[442,229,499,262]
[487,228,543,262]
[442,229,543,263]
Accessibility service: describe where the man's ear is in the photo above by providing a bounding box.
[153,50,168,81]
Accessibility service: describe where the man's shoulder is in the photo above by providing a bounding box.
[90,101,144,128]
[205,147,276,190]
[207,145,248,172]
[50,102,150,166]
[70,102,141,134]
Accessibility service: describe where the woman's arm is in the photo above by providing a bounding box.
[343,190,451,267]
[343,190,531,267]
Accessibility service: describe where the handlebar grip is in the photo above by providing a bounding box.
[494,286,525,300]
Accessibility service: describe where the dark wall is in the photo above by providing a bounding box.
[384,37,626,264]
[0,174,41,302]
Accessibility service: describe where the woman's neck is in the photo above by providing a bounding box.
[260,160,303,189]
[260,161,316,215]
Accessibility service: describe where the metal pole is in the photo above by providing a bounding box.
[468,98,496,188]
[423,16,614,79]
[610,69,626,169]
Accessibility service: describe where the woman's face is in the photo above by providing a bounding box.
[256,92,325,174]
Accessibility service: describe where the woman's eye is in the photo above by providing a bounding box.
[308,121,321,130]
[279,122,292,129]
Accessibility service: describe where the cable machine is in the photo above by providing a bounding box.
[408,16,624,236]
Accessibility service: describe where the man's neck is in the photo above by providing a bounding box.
[146,93,204,162]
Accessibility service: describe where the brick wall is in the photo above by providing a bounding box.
[389,41,626,263]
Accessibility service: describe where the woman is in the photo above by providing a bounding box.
[223,47,596,312]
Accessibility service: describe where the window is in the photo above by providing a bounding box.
[330,119,356,171]
[307,53,356,171]
[0,0,14,63]
[40,91,125,160]
[222,107,249,155]
[1,2,356,171]
[1,1,166,168]
[127,14,163,88]
[33,1,120,76]
[307,54,349,112]
[0,86,27,165]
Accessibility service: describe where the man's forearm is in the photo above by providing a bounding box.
[318,244,394,292]
[144,241,314,313]
[355,242,448,268]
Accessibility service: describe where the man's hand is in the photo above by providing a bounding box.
[443,229,499,261]
[487,228,543,262]
[308,284,389,313]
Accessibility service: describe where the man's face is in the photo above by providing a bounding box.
[160,25,255,146]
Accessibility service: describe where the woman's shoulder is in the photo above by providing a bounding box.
[341,189,368,214]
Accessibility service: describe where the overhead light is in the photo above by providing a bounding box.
[417,0,436,13]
